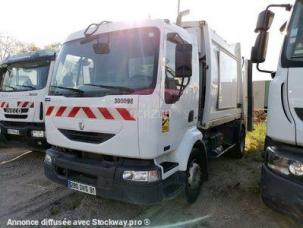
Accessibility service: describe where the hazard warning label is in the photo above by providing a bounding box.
[162,112,169,133]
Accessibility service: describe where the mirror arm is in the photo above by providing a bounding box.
[256,63,274,74]
[265,4,292,12]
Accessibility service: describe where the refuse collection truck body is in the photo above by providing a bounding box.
[0,51,56,149]
[44,19,250,204]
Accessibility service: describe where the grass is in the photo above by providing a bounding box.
[50,206,60,216]
[245,122,266,154]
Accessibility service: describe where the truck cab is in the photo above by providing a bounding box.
[44,19,247,204]
[0,51,56,149]
[251,0,303,218]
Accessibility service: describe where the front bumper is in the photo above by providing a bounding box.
[0,121,48,149]
[261,144,303,220]
[44,147,186,204]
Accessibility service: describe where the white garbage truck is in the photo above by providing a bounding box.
[44,16,251,204]
[0,51,56,149]
[251,0,303,218]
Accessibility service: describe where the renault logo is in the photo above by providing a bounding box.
[79,121,85,130]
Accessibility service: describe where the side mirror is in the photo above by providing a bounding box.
[255,10,275,32]
[175,43,192,78]
[251,31,269,63]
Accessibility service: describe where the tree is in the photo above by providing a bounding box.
[0,33,60,62]
[17,43,40,53]
[0,34,19,61]
[44,43,61,52]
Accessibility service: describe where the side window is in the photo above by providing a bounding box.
[165,36,192,104]
[165,41,178,91]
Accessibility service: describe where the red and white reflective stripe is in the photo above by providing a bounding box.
[46,106,136,121]
[17,101,34,108]
[0,102,9,108]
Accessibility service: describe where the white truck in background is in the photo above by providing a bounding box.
[44,15,252,204]
[0,51,56,149]
[251,0,303,219]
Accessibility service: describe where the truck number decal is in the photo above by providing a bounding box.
[114,98,133,104]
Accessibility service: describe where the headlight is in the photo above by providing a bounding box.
[267,147,303,177]
[123,170,160,182]
[289,161,303,176]
[44,154,52,165]
[267,148,290,175]
[31,130,45,138]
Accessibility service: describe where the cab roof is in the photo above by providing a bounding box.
[64,19,189,43]
[1,50,56,66]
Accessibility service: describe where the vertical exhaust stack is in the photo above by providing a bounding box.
[176,10,190,26]
[247,60,254,131]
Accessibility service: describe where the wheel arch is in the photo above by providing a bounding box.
[172,127,207,171]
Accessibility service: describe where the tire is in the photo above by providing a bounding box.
[184,148,207,204]
[230,127,246,159]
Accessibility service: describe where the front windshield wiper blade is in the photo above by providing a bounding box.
[83,83,134,93]
[4,85,17,91]
[18,85,36,90]
[291,56,303,59]
[50,86,84,94]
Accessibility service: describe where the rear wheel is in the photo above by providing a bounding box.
[184,148,207,204]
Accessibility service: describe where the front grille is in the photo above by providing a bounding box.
[54,147,118,162]
[58,129,115,144]
[0,121,41,128]
[4,114,27,119]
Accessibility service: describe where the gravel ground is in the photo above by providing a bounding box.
[0,146,300,227]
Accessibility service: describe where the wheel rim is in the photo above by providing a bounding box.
[187,160,202,190]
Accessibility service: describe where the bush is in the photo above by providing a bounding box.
[245,122,266,153]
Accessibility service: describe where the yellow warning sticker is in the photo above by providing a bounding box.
[162,112,169,133]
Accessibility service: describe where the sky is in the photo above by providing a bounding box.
[0,0,295,80]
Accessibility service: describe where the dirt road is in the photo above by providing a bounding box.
[0,147,299,227]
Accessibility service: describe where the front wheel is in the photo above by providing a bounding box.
[184,148,207,204]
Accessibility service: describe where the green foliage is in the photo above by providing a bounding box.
[245,122,266,153]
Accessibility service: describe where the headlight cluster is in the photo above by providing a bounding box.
[267,147,303,177]
[44,154,52,165]
[123,170,160,182]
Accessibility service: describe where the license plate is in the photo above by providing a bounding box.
[67,180,96,195]
[7,129,20,135]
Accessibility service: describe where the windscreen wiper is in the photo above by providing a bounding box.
[50,86,84,95]
[4,85,17,91]
[83,83,134,93]
[291,55,303,59]
[18,85,36,90]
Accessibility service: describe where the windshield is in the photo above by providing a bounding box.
[50,27,160,97]
[0,63,50,92]
[283,0,303,66]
